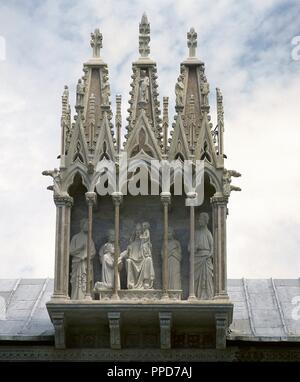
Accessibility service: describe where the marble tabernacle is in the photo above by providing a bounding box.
[43,13,241,351]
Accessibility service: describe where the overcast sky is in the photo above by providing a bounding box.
[0,0,299,279]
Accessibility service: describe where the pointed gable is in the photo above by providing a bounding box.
[65,115,89,167]
[168,114,191,161]
[195,112,218,166]
[93,112,116,164]
[124,110,162,160]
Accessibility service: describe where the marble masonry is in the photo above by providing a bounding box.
[43,14,242,351]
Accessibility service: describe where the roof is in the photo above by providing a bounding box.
[0,278,299,342]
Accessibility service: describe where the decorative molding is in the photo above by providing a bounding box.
[1,346,299,362]
[93,289,182,301]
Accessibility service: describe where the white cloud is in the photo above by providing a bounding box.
[0,0,299,278]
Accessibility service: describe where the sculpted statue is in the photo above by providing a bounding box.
[139,70,150,103]
[122,222,155,289]
[161,227,182,290]
[175,74,184,107]
[201,81,209,106]
[70,219,96,299]
[193,212,214,299]
[98,229,122,289]
[101,73,110,106]
[76,78,85,107]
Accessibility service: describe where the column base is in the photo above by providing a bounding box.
[213,293,229,301]
[111,293,120,301]
[161,292,169,301]
[51,294,70,301]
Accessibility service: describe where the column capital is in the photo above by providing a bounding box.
[112,191,123,206]
[211,194,228,206]
[85,191,97,205]
[54,193,73,207]
[160,191,171,204]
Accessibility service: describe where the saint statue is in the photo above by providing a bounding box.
[193,212,214,299]
[161,227,182,290]
[70,218,96,300]
[76,79,85,107]
[122,222,155,289]
[201,81,209,107]
[98,229,122,289]
[101,73,110,106]
[175,74,184,107]
[139,70,150,103]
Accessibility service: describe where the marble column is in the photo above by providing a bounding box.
[52,194,73,300]
[187,192,197,300]
[112,192,123,300]
[85,192,97,300]
[161,192,171,298]
[211,195,229,299]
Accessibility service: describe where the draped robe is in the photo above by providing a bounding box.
[70,231,95,300]
[126,237,155,289]
[194,227,214,299]
[99,242,121,289]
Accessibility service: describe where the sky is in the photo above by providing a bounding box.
[0,0,300,279]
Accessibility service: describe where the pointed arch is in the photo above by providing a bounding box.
[62,163,90,192]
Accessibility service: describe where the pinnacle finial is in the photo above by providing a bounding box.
[187,27,197,58]
[139,13,150,58]
[141,12,148,24]
[90,28,102,58]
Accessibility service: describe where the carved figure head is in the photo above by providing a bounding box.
[80,218,88,233]
[198,212,209,227]
[135,223,142,237]
[107,229,115,243]
[142,221,150,231]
